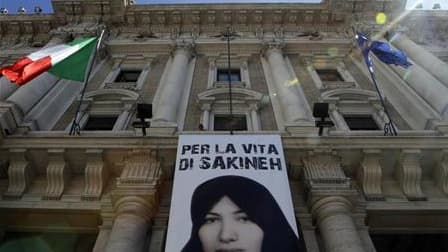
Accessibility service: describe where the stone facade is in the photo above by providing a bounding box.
[1,0,448,251]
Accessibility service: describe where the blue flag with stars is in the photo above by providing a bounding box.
[355,32,412,71]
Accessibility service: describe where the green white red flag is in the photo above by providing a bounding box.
[0,37,97,85]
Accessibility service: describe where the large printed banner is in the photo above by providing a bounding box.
[166,135,300,252]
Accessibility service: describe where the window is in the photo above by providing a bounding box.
[217,69,241,82]
[213,115,248,131]
[343,115,380,130]
[83,116,118,131]
[115,70,141,82]
[316,69,344,82]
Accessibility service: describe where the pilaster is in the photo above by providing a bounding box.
[3,149,33,199]
[43,149,70,200]
[358,149,384,200]
[395,149,426,201]
[82,149,108,201]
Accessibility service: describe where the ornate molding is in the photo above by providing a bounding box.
[170,40,196,58]
[43,149,70,200]
[112,195,156,222]
[311,196,353,223]
[435,150,448,195]
[4,149,33,199]
[260,40,286,57]
[302,151,350,188]
[395,149,426,201]
[117,150,161,185]
[82,149,108,201]
[358,149,384,200]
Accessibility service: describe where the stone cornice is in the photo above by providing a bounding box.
[1,134,448,150]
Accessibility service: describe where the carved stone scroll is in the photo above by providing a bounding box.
[358,149,383,200]
[4,149,33,198]
[435,150,448,195]
[82,149,108,201]
[43,149,70,200]
[395,149,426,201]
[118,150,161,185]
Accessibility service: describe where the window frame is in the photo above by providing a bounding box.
[212,113,249,131]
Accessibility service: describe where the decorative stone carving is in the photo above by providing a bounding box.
[4,149,33,198]
[191,11,200,25]
[43,149,70,200]
[395,149,426,201]
[207,11,216,25]
[118,150,161,185]
[82,149,108,201]
[358,149,383,200]
[156,11,166,25]
[254,11,263,24]
[171,11,182,25]
[435,150,448,195]
[273,11,283,24]
[287,10,298,24]
[223,11,232,24]
[238,11,248,25]
[302,152,350,188]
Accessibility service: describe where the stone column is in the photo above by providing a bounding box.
[381,57,448,119]
[391,33,448,87]
[105,196,153,252]
[93,226,111,252]
[250,104,260,131]
[0,77,17,101]
[200,104,211,130]
[263,43,312,124]
[5,36,65,116]
[312,196,365,252]
[105,150,162,252]
[152,42,194,125]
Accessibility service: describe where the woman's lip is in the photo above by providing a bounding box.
[216,249,245,252]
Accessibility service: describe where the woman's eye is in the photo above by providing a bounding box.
[204,217,219,224]
[236,215,250,223]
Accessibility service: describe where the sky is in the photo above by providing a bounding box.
[0,0,446,14]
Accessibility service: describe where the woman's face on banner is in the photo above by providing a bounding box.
[198,196,264,252]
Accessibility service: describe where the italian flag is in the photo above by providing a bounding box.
[0,37,97,85]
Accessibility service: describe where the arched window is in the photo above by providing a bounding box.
[321,88,392,133]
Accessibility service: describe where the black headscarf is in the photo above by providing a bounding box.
[181,175,304,252]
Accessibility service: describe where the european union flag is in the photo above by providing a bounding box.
[370,41,413,68]
[355,32,412,70]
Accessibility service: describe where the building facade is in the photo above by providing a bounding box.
[1,0,448,251]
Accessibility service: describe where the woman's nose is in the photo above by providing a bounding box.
[219,221,238,243]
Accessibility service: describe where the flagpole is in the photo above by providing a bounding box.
[365,65,398,136]
[69,29,105,135]
[353,29,397,136]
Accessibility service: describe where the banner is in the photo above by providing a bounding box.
[166,134,300,252]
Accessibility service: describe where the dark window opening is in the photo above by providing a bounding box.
[343,115,380,130]
[371,233,448,252]
[214,115,247,131]
[316,69,344,82]
[83,116,118,131]
[217,69,241,82]
[115,70,141,82]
